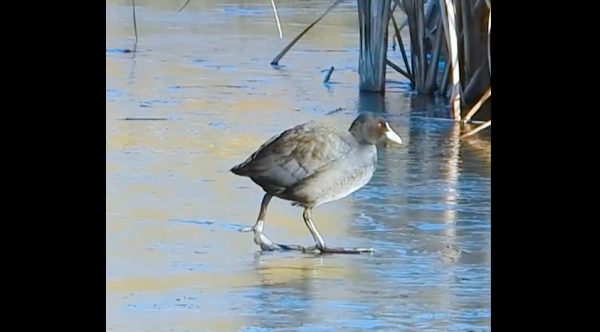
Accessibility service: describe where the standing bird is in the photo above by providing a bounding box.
[231,113,403,254]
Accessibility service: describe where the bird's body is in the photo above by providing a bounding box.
[231,121,377,207]
[231,113,403,254]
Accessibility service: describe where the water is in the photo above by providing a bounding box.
[106,1,491,330]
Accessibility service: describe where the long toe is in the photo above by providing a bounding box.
[259,242,277,251]
[301,245,319,254]
[274,243,304,251]
[318,246,374,254]
[254,231,275,247]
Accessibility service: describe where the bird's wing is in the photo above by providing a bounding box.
[231,122,355,188]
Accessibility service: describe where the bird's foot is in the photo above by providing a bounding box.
[302,245,374,255]
[239,223,303,252]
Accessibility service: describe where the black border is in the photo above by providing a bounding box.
[16,1,106,329]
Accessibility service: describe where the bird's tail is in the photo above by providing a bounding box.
[230,161,249,176]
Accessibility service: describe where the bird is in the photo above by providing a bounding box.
[231,113,403,254]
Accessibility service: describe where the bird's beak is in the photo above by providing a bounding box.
[383,122,403,144]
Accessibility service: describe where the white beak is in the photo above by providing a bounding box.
[384,122,403,144]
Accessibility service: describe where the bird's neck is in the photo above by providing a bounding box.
[349,129,373,146]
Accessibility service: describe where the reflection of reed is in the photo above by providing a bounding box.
[459,127,491,268]
[460,125,491,172]
[442,121,460,230]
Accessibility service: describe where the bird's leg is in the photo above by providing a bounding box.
[239,193,277,250]
[302,208,374,254]
[239,193,303,251]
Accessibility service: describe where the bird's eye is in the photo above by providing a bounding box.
[377,121,384,128]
